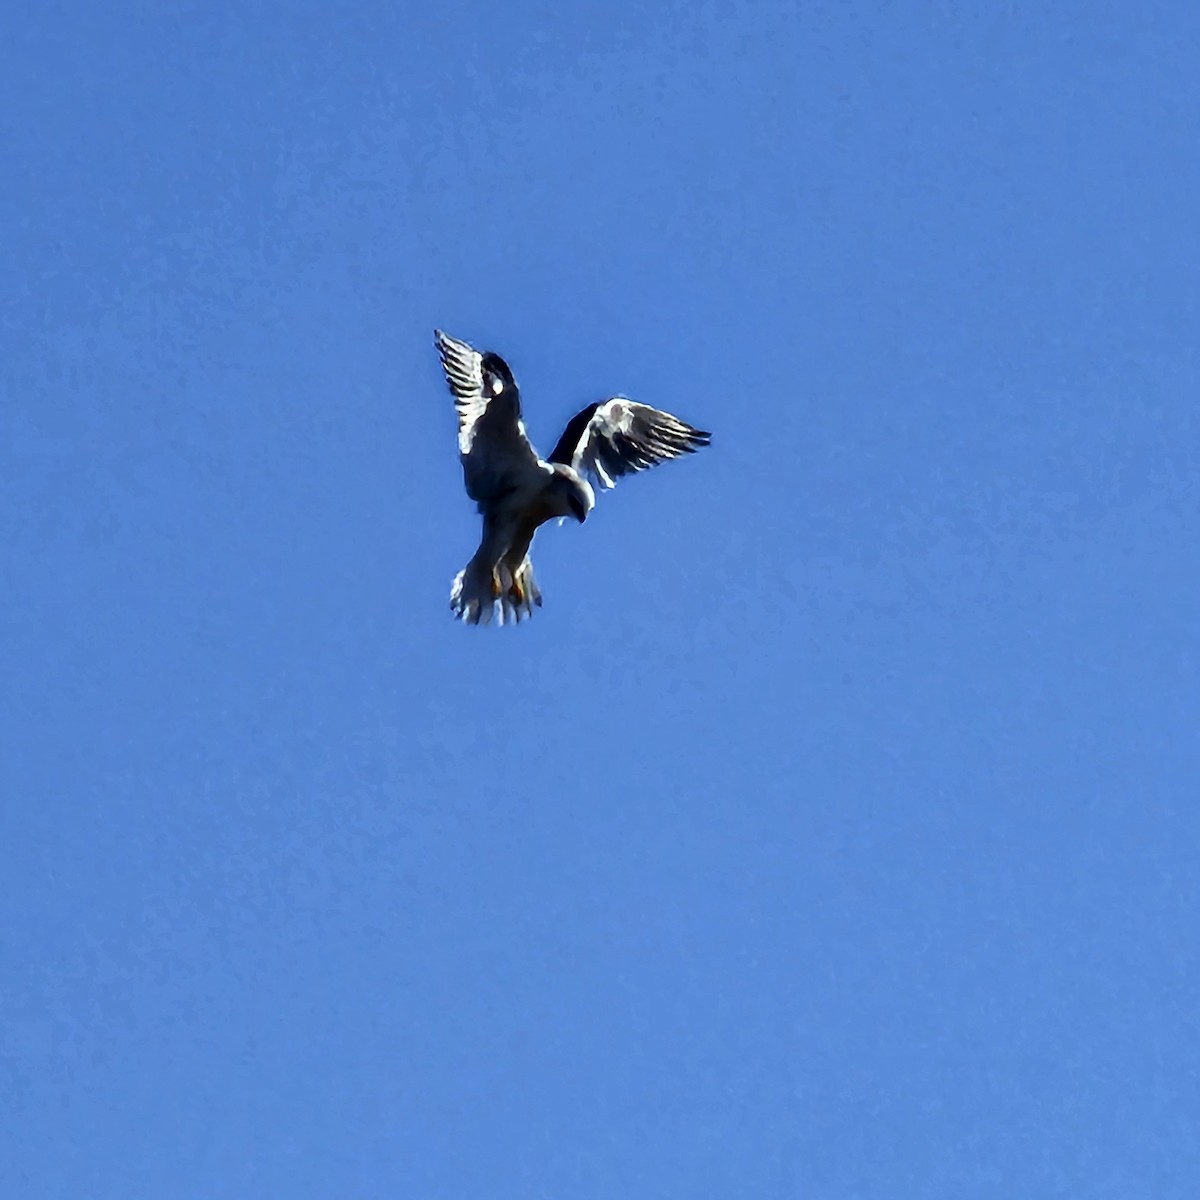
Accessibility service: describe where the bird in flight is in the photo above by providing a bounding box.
[433,329,711,625]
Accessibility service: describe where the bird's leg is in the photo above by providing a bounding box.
[490,570,503,599]
[509,574,525,605]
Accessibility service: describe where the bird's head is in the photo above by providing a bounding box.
[550,466,595,524]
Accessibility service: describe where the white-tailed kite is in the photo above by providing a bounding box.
[434,329,711,624]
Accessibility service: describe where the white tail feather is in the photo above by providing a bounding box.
[450,556,543,625]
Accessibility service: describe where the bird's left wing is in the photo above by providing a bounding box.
[434,329,542,504]
[548,397,710,489]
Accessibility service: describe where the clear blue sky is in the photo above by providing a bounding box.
[3,2,1198,1196]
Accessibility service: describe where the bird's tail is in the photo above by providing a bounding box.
[505,557,542,623]
[449,557,496,625]
[449,556,542,625]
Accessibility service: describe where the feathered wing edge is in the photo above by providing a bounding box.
[433,329,490,455]
[548,397,711,489]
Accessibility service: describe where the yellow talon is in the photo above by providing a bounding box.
[510,577,525,604]
[490,572,502,599]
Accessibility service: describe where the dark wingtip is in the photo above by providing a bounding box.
[676,426,711,455]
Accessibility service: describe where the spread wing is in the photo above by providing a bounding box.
[548,397,711,489]
[433,330,543,505]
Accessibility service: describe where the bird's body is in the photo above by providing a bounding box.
[434,329,709,624]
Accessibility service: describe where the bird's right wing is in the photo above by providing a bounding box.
[433,330,543,505]
[548,397,710,490]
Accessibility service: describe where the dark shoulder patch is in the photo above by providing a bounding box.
[548,403,601,465]
[480,352,516,397]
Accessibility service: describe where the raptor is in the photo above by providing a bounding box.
[434,329,711,624]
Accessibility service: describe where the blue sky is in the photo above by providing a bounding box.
[3,1,1198,1195]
